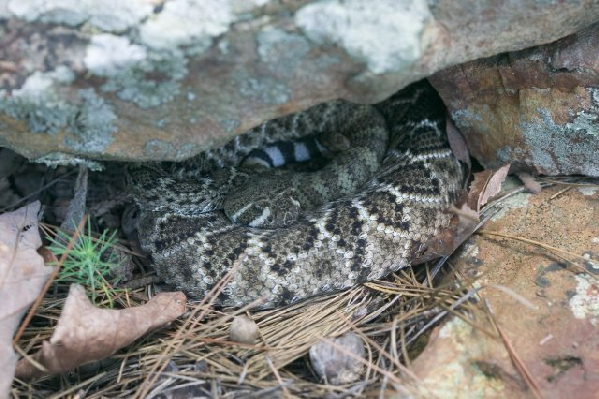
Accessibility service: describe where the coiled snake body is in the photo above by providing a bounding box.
[129,80,464,308]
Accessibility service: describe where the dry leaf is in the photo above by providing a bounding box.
[451,203,480,223]
[0,201,53,399]
[467,164,511,212]
[446,116,471,168]
[517,172,542,194]
[15,284,186,381]
[419,201,478,264]
[419,219,461,262]
[450,203,481,248]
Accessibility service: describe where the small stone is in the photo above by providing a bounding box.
[229,315,260,343]
[309,331,365,384]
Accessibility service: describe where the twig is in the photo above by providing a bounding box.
[0,170,78,213]
[486,284,538,311]
[13,215,87,344]
[335,312,420,384]
[483,299,543,399]
[132,254,245,399]
[406,288,478,346]
[549,186,572,200]
[265,355,292,399]
[477,230,594,267]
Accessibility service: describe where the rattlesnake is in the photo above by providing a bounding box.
[129,80,464,308]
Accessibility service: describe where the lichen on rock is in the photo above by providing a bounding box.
[0,66,76,134]
[0,0,598,164]
[295,0,432,74]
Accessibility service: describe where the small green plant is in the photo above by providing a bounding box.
[46,218,122,306]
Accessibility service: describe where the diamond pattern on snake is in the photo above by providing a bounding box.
[128,80,465,308]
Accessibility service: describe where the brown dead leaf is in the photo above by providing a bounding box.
[467,164,511,212]
[451,203,480,224]
[415,188,472,263]
[420,203,479,264]
[15,284,187,381]
[446,116,470,169]
[450,203,482,249]
[419,219,461,263]
[0,201,53,398]
[516,172,542,194]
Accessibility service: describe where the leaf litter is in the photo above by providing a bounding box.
[5,136,596,397]
[2,138,481,398]
[0,201,53,399]
[15,284,186,381]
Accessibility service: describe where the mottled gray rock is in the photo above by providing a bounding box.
[430,22,599,177]
[309,332,365,384]
[0,0,598,162]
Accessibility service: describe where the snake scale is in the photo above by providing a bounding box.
[129,80,464,308]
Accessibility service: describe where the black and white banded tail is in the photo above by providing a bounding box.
[243,135,331,168]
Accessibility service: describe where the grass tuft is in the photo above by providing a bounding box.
[46,217,122,306]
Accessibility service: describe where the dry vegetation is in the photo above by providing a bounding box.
[11,247,475,398]
[4,148,596,398]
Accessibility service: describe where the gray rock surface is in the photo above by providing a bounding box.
[430,22,599,177]
[0,0,598,162]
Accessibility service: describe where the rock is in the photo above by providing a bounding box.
[0,148,23,179]
[229,315,260,344]
[309,331,365,384]
[0,1,598,162]
[410,179,599,398]
[430,22,599,177]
